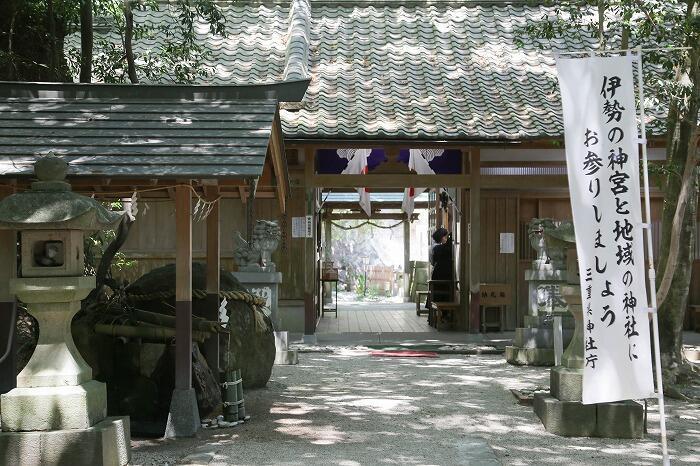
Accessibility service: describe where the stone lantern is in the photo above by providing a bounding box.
[0,155,130,465]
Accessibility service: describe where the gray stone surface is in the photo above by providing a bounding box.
[274,350,299,365]
[0,416,130,466]
[164,388,200,438]
[550,366,583,402]
[513,327,573,349]
[523,314,575,329]
[1,380,106,431]
[534,393,596,437]
[596,401,645,439]
[505,346,554,366]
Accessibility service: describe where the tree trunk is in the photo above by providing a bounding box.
[79,0,93,83]
[123,0,138,83]
[46,0,57,80]
[656,21,700,385]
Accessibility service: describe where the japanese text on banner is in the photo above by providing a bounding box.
[557,56,654,404]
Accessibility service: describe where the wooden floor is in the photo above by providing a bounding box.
[316,302,436,333]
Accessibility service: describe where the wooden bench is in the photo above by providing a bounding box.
[415,290,430,316]
[431,302,459,330]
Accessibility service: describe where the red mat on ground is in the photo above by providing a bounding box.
[369,350,439,358]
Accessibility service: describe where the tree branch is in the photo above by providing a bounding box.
[94,215,135,294]
[123,0,138,83]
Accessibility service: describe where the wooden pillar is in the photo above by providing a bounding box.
[469,149,481,333]
[0,229,16,395]
[323,215,332,261]
[175,184,193,389]
[203,185,220,375]
[303,149,317,342]
[458,148,469,330]
[166,182,199,438]
[403,219,411,299]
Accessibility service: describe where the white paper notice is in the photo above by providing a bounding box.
[292,216,314,238]
[499,233,514,254]
[292,217,306,238]
[557,55,654,404]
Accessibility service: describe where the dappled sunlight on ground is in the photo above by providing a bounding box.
[131,350,700,465]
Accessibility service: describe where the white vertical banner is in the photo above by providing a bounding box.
[557,56,654,404]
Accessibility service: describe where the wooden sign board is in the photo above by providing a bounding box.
[479,283,511,306]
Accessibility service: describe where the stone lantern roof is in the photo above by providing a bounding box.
[0,154,123,230]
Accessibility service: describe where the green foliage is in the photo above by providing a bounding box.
[3,0,229,83]
[84,229,136,276]
[84,201,136,277]
[515,0,699,122]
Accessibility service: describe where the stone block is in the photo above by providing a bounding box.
[533,393,596,437]
[274,350,299,365]
[0,416,130,466]
[514,327,574,349]
[505,346,554,366]
[164,388,200,438]
[595,401,644,438]
[550,367,582,402]
[1,380,106,431]
[523,314,575,329]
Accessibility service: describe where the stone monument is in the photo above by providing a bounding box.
[233,220,296,363]
[506,219,574,365]
[0,155,130,465]
[534,249,645,438]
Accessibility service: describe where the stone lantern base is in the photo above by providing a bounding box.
[534,375,644,438]
[0,416,130,466]
[533,284,644,439]
[0,277,130,465]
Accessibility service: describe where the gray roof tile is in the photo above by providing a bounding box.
[71,1,666,141]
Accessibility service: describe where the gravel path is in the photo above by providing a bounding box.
[131,349,700,465]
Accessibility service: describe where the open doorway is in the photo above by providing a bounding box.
[317,191,435,333]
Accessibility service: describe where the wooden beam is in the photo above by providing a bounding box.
[311,174,470,188]
[321,201,430,210]
[175,183,193,390]
[203,185,220,375]
[325,213,419,221]
[481,175,568,189]
[469,149,481,333]
[269,112,288,214]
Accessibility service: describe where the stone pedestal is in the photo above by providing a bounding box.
[506,264,571,366]
[0,277,130,465]
[534,284,644,438]
[273,331,298,365]
[232,270,282,329]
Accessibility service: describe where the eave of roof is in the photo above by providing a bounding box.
[0,97,283,180]
[0,80,309,103]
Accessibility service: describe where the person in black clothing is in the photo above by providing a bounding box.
[426,227,453,311]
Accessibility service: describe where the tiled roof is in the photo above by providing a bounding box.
[74,1,666,141]
[0,98,281,178]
